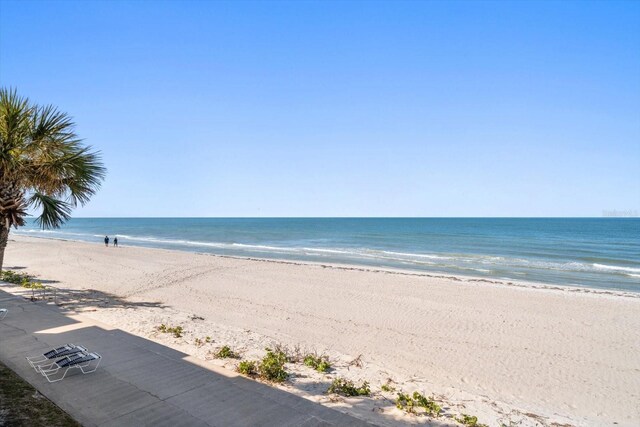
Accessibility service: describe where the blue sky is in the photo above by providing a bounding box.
[1,0,638,217]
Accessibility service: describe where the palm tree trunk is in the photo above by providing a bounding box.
[0,218,8,271]
[0,181,26,271]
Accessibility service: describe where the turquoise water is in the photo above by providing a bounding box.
[15,218,640,292]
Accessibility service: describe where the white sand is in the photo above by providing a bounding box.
[3,235,639,426]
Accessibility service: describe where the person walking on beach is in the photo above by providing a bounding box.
[104,236,109,247]
[113,237,118,247]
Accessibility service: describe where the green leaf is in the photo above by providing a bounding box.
[28,193,72,229]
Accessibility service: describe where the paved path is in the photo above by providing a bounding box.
[0,289,372,427]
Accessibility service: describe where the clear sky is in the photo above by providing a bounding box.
[1,0,639,217]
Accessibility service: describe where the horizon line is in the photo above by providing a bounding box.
[23,215,640,220]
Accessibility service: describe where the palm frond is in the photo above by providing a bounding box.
[0,88,33,174]
[26,144,106,206]
[60,145,106,206]
[29,103,78,148]
[28,193,72,229]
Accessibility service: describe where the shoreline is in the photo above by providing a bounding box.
[12,234,639,300]
[4,235,640,426]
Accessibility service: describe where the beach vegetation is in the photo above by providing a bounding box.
[271,342,303,363]
[303,353,331,373]
[236,349,289,382]
[395,391,441,417]
[1,270,45,296]
[0,88,106,270]
[327,378,371,397]
[156,324,184,338]
[214,345,239,359]
[455,414,488,427]
[1,270,31,284]
[380,383,396,393]
[258,348,288,382]
[194,336,212,347]
[237,360,257,376]
[22,280,44,289]
[348,354,364,368]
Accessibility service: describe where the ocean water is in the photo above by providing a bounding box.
[14,218,640,292]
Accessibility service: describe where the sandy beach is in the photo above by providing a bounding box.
[3,235,639,427]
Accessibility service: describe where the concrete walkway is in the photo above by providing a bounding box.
[0,289,372,427]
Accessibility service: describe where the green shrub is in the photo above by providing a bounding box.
[327,378,370,397]
[317,359,331,372]
[396,392,415,413]
[1,270,40,288]
[396,392,441,417]
[237,360,257,376]
[270,342,303,363]
[214,345,239,359]
[455,414,488,427]
[381,383,396,393]
[0,270,31,284]
[236,349,289,382]
[156,324,184,338]
[303,354,331,373]
[22,280,44,289]
[258,348,288,382]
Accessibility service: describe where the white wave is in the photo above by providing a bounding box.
[110,236,301,254]
[627,274,640,278]
[472,257,626,274]
[379,250,451,260]
[124,236,230,248]
[231,243,295,252]
[111,234,137,239]
[302,247,353,255]
[16,229,91,237]
[593,263,640,274]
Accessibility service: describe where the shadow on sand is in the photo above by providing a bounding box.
[0,284,454,427]
[3,284,165,312]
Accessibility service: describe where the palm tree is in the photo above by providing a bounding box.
[0,88,105,270]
